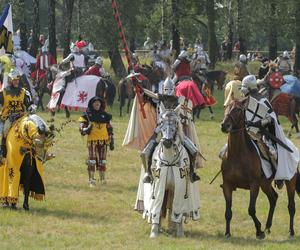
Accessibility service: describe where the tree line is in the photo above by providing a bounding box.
[1,0,300,77]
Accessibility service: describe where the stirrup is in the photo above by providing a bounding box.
[143,173,152,183]
[190,173,200,183]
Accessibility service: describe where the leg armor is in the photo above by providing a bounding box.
[140,137,157,183]
[182,136,200,182]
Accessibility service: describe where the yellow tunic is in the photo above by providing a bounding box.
[224,80,243,107]
[78,116,110,142]
[0,116,45,203]
[0,88,26,120]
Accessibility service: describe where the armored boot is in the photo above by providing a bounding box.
[190,156,200,183]
[86,160,96,187]
[140,138,157,183]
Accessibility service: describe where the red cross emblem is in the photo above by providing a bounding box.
[77,91,88,103]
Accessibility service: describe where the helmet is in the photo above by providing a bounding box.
[95,56,103,65]
[241,75,257,95]
[73,46,80,53]
[283,50,289,58]
[162,77,175,96]
[239,54,247,63]
[8,68,21,81]
[178,50,188,59]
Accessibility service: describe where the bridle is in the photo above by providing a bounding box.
[224,103,246,133]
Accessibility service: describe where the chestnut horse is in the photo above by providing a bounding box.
[220,100,300,239]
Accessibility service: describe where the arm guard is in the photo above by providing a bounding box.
[61,54,74,65]
[182,135,198,156]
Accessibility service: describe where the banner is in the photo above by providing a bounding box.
[0,4,14,54]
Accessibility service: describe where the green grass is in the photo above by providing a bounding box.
[1,62,300,250]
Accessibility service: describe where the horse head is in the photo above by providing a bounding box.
[221,100,246,133]
[160,103,181,149]
[27,114,55,163]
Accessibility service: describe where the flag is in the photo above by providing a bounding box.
[0,4,14,54]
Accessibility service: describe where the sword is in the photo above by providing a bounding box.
[260,127,293,153]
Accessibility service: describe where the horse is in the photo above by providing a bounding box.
[118,64,165,117]
[147,103,200,238]
[220,100,300,238]
[32,70,52,111]
[48,65,115,117]
[0,114,55,210]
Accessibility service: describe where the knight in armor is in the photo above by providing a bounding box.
[234,54,249,81]
[78,97,114,187]
[258,57,270,80]
[84,56,108,77]
[0,69,36,161]
[277,51,292,75]
[31,45,56,85]
[220,75,299,189]
[60,45,86,78]
[140,77,202,183]
[172,50,192,84]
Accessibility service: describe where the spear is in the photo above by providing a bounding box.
[111,0,146,118]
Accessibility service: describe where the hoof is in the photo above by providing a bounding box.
[256,232,265,240]
[23,204,29,211]
[289,231,295,238]
[150,224,159,239]
[11,203,17,210]
[225,233,231,238]
[265,228,271,235]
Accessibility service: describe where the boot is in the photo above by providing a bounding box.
[88,170,96,187]
[190,157,200,183]
[99,171,106,184]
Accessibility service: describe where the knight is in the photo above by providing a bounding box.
[140,77,203,183]
[172,50,192,84]
[220,75,299,189]
[0,69,36,161]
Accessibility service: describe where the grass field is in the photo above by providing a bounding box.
[1,62,300,249]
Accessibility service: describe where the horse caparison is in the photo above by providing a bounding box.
[220,100,300,239]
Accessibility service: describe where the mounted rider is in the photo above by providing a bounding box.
[221,75,299,189]
[141,77,203,183]
[258,57,270,80]
[0,69,36,161]
[84,56,108,77]
[277,51,292,75]
[31,45,56,85]
[172,50,192,84]
[234,54,249,81]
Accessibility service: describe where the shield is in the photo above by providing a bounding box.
[246,96,272,134]
[268,71,284,89]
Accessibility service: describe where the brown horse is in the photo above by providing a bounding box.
[118,78,134,116]
[220,100,300,239]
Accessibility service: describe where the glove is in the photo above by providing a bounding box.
[82,124,93,135]
[27,104,37,114]
[246,120,261,128]
[109,137,114,151]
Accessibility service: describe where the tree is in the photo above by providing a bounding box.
[62,0,75,58]
[206,0,218,68]
[237,0,247,55]
[29,0,40,57]
[48,0,56,60]
[294,1,300,75]
[19,0,28,51]
[171,0,180,57]
[268,1,277,60]
[226,0,234,60]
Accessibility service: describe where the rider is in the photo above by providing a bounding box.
[84,56,108,77]
[140,77,202,183]
[234,54,249,81]
[79,96,114,186]
[60,45,86,76]
[277,51,292,75]
[221,75,299,189]
[31,45,56,85]
[172,50,192,84]
[0,69,36,160]
[258,57,270,80]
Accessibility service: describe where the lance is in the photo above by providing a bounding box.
[111,0,146,118]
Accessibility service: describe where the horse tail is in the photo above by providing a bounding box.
[119,79,126,107]
[296,170,300,197]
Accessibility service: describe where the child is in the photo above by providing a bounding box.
[79,97,114,187]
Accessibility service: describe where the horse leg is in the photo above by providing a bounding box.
[22,155,33,211]
[65,106,70,118]
[209,106,214,119]
[260,180,278,234]
[39,91,45,111]
[285,175,297,237]
[222,183,233,238]
[248,184,265,239]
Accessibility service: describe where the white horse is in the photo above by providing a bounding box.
[148,103,200,238]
